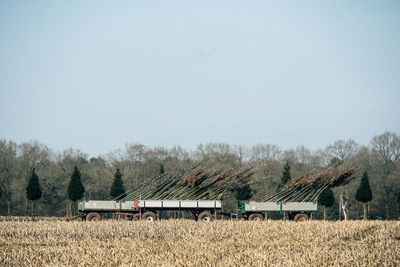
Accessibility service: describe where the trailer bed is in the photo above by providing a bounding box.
[78,199,222,212]
[240,201,318,212]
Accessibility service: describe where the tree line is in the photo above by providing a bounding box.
[0,131,399,219]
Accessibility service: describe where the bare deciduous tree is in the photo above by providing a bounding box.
[370,131,400,219]
[326,139,360,161]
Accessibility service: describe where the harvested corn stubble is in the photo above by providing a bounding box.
[1,220,399,266]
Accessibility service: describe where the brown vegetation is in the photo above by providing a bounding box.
[123,164,257,200]
[266,161,360,202]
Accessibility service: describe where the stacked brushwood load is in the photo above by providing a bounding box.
[118,160,358,202]
[266,160,360,202]
[120,164,258,201]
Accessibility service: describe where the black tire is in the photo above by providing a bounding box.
[86,212,101,221]
[248,213,264,221]
[142,211,157,222]
[294,213,309,222]
[198,211,212,222]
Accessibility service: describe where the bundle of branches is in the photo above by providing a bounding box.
[121,164,258,201]
[265,160,360,202]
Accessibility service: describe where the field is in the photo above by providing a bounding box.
[0,218,399,266]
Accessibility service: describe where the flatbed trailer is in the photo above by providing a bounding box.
[78,199,222,221]
[238,200,318,221]
[78,199,318,222]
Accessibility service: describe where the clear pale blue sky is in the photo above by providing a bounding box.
[1,1,399,156]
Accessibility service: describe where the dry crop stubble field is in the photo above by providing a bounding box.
[0,219,399,266]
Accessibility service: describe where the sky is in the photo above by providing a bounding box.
[0,0,399,156]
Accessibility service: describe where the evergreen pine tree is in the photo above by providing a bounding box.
[355,171,373,220]
[281,161,291,186]
[159,164,165,175]
[397,191,400,215]
[318,188,335,220]
[26,168,42,216]
[110,169,126,200]
[234,184,252,200]
[67,166,85,215]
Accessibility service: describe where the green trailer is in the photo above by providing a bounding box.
[238,201,318,221]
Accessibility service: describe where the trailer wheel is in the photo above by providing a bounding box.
[142,211,156,222]
[294,213,309,222]
[249,213,264,221]
[198,211,212,222]
[86,212,101,221]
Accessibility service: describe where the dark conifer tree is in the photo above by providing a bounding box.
[159,164,165,175]
[355,171,373,220]
[26,168,42,216]
[234,184,252,200]
[397,191,400,215]
[318,188,335,220]
[110,169,126,200]
[68,166,85,215]
[281,161,291,186]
